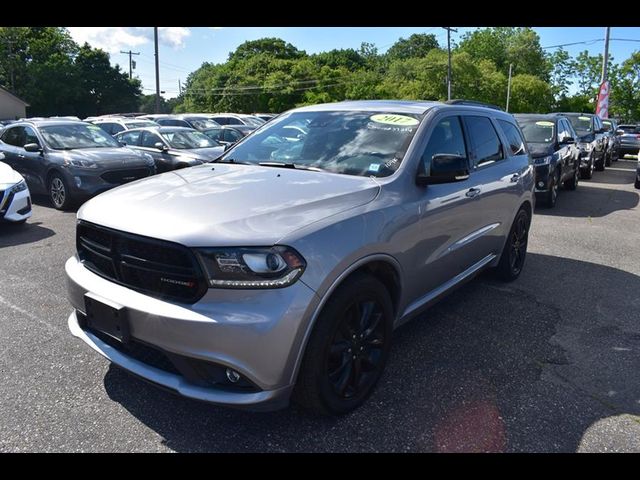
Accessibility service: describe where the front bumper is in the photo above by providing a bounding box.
[0,187,32,222]
[63,165,155,199]
[533,164,551,192]
[65,255,318,410]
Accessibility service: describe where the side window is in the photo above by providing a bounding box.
[464,116,504,167]
[141,131,162,148]
[225,117,243,125]
[497,119,526,156]
[224,129,242,142]
[24,126,40,146]
[96,123,112,135]
[420,116,467,173]
[212,117,228,125]
[111,123,125,134]
[1,126,23,146]
[120,131,141,146]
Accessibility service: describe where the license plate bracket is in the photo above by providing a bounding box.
[84,293,130,343]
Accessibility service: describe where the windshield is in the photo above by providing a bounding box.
[602,120,613,131]
[566,115,593,134]
[219,110,423,177]
[40,123,121,150]
[160,130,218,149]
[241,116,265,127]
[186,118,219,129]
[517,119,555,144]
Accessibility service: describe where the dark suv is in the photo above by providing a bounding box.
[558,113,607,173]
[0,120,155,209]
[601,118,620,164]
[515,114,580,207]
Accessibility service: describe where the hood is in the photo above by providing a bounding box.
[78,163,380,246]
[0,161,24,188]
[168,146,225,162]
[56,147,150,167]
[577,132,594,143]
[527,143,555,158]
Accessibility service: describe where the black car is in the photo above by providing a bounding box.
[617,124,640,158]
[154,115,220,131]
[115,127,224,173]
[0,120,155,209]
[601,118,620,164]
[557,112,607,172]
[515,114,581,207]
[201,125,256,146]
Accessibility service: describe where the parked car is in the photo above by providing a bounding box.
[207,113,265,127]
[154,115,220,131]
[0,120,156,209]
[201,125,256,146]
[616,124,640,158]
[515,114,580,207]
[66,100,534,415]
[601,118,620,164]
[0,153,32,224]
[92,118,159,136]
[253,113,277,122]
[114,127,224,172]
[557,113,607,172]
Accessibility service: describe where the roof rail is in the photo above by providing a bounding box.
[445,99,504,111]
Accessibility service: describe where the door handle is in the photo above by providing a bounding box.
[465,187,481,198]
[510,173,520,183]
[18,154,25,158]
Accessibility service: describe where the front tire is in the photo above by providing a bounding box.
[564,165,579,191]
[595,153,605,171]
[545,170,559,208]
[293,273,393,415]
[48,173,73,210]
[581,157,594,179]
[494,207,530,282]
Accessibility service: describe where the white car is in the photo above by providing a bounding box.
[0,153,32,224]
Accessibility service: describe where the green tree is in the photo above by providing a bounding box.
[228,38,304,62]
[386,33,439,60]
[507,74,554,113]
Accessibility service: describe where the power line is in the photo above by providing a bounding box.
[542,38,603,49]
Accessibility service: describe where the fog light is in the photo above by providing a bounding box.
[225,368,241,383]
[74,176,82,187]
[537,181,545,188]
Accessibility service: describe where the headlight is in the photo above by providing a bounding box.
[578,142,592,151]
[195,246,306,289]
[534,155,552,166]
[65,158,98,168]
[10,180,27,194]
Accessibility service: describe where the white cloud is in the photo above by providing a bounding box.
[209,27,224,30]
[66,27,191,53]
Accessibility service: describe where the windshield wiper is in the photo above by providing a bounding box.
[258,161,325,172]
[211,157,252,165]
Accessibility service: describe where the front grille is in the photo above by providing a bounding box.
[101,167,152,184]
[76,220,207,303]
[0,191,14,219]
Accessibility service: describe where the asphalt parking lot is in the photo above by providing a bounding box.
[1,159,639,452]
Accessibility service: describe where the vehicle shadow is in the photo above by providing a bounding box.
[31,194,81,213]
[102,253,640,452]
[0,221,55,248]
[586,168,636,185]
[535,184,639,218]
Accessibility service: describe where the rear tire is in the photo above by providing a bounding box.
[494,207,530,282]
[293,273,393,416]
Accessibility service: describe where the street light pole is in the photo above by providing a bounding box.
[601,27,610,84]
[443,27,457,101]
[154,27,161,114]
[506,63,513,112]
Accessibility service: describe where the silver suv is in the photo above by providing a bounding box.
[65,100,534,415]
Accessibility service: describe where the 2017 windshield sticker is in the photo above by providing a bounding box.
[578,116,591,121]
[535,121,554,127]
[368,163,381,173]
[370,114,419,126]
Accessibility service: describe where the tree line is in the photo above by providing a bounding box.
[2,27,640,121]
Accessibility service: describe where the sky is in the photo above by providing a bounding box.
[66,27,640,99]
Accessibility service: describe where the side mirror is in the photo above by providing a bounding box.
[416,154,470,186]
[118,140,127,146]
[223,143,233,152]
[154,142,168,151]
[616,129,625,136]
[23,143,42,153]
[560,136,575,144]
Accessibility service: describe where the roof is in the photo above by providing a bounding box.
[14,119,84,127]
[554,112,596,117]
[293,100,440,114]
[116,126,193,133]
[514,113,563,121]
[0,85,30,107]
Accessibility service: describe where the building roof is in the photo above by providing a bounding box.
[0,85,30,107]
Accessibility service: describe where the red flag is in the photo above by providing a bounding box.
[596,81,609,119]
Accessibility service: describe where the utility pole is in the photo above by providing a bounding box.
[178,79,182,96]
[443,27,457,101]
[506,63,513,112]
[600,27,611,83]
[7,40,15,91]
[154,27,161,114]
[120,50,140,79]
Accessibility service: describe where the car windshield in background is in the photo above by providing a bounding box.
[602,120,614,131]
[518,120,555,144]
[186,118,219,129]
[242,116,265,127]
[160,130,218,149]
[40,123,121,150]
[566,115,592,134]
[220,110,423,177]
[126,121,157,129]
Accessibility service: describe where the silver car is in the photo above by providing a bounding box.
[65,100,535,414]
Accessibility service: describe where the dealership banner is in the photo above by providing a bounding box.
[595,81,609,119]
